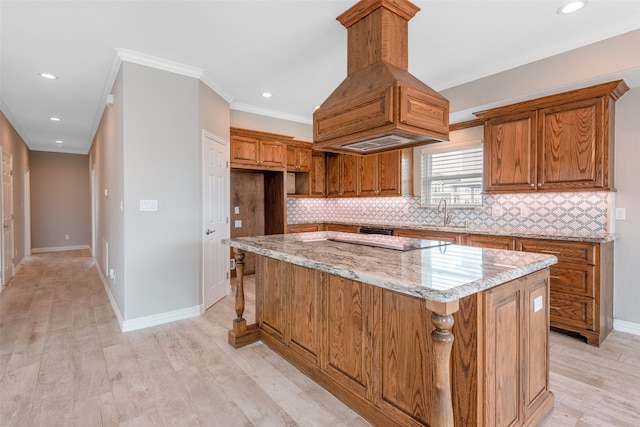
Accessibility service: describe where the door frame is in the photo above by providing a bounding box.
[201,129,231,310]
[24,168,31,257]
[1,147,15,289]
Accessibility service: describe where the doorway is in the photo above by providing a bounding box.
[201,130,230,311]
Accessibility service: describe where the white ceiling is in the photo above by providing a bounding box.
[2,0,640,155]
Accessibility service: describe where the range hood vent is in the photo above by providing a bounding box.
[313,0,449,155]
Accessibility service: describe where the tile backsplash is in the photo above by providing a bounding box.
[288,192,612,233]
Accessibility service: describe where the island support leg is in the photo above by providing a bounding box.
[431,312,455,427]
[228,249,260,348]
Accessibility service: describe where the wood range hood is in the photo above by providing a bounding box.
[313,0,449,155]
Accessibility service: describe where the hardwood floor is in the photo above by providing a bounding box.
[1,250,639,426]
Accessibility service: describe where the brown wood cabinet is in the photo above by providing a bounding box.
[230,127,293,170]
[394,228,463,244]
[476,80,628,193]
[466,234,515,250]
[254,256,552,427]
[324,223,360,233]
[310,151,326,197]
[287,223,322,233]
[325,149,412,198]
[516,238,613,346]
[286,142,312,172]
[326,153,358,197]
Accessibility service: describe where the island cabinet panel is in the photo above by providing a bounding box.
[323,274,370,396]
[252,256,551,427]
[483,269,551,426]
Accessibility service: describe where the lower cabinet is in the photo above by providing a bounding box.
[256,256,552,427]
[287,223,322,233]
[466,234,515,250]
[394,228,464,243]
[324,223,360,233]
[516,238,613,346]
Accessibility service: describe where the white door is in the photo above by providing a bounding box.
[2,149,15,288]
[202,131,230,310]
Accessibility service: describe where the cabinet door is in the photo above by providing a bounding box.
[260,140,285,168]
[484,112,537,193]
[377,150,402,196]
[358,154,378,196]
[394,229,462,244]
[466,234,515,250]
[326,153,341,197]
[310,152,326,197]
[538,98,605,190]
[286,145,297,171]
[342,154,358,197]
[230,135,260,166]
[297,147,312,172]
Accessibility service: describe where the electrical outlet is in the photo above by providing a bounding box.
[65,234,69,240]
[234,220,242,228]
[491,205,503,217]
[520,206,530,217]
[616,208,626,220]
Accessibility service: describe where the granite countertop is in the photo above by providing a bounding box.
[222,231,557,303]
[315,221,618,243]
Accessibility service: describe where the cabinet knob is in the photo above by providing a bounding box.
[530,184,535,188]
[537,183,542,188]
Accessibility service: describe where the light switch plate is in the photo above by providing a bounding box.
[616,207,626,220]
[140,200,158,211]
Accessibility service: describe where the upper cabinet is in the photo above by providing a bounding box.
[286,142,312,172]
[326,149,412,198]
[476,80,628,193]
[230,127,293,170]
[310,151,326,197]
[326,153,358,197]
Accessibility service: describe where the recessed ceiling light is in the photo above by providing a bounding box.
[55,140,63,144]
[39,73,58,80]
[50,117,61,121]
[557,1,587,15]
[261,92,272,98]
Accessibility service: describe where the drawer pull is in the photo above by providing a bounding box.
[541,250,560,254]
[550,306,559,310]
[550,275,560,279]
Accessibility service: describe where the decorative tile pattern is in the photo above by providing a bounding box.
[287,192,612,233]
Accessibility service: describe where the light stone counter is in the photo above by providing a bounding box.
[222,231,557,303]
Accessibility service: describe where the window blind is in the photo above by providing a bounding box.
[421,140,483,207]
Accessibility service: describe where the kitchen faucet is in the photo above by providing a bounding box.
[437,198,452,226]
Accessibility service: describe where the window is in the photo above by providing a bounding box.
[420,139,483,207]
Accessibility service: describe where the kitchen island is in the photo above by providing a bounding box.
[222,231,558,427]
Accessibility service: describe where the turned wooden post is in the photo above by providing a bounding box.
[233,249,247,332]
[228,248,261,348]
[431,312,455,427]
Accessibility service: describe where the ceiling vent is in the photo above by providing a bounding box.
[313,0,449,155]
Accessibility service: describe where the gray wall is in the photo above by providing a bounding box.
[230,110,312,141]
[90,62,231,324]
[30,151,90,249]
[612,87,640,324]
[90,66,125,318]
[1,112,30,266]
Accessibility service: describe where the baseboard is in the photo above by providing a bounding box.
[32,244,90,253]
[613,319,640,336]
[95,262,125,331]
[14,259,25,275]
[122,304,203,332]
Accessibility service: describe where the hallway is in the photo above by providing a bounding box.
[1,251,639,426]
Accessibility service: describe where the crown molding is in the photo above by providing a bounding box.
[200,72,234,104]
[230,102,312,125]
[0,101,32,150]
[115,48,203,78]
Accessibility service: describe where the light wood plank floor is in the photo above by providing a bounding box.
[1,250,639,426]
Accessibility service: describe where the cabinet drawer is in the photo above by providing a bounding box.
[550,263,594,297]
[517,239,595,265]
[550,291,595,331]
